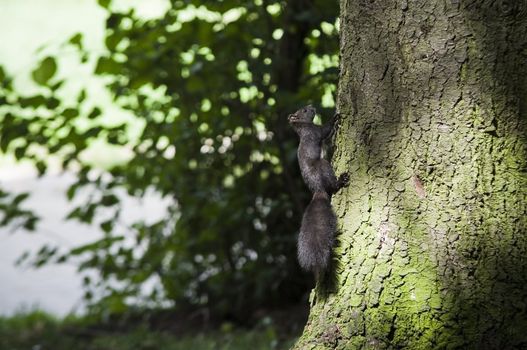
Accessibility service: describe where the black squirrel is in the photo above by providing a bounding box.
[288,105,349,278]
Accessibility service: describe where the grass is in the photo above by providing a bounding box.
[0,310,298,350]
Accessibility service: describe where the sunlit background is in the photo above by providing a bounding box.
[0,0,170,316]
[0,0,339,347]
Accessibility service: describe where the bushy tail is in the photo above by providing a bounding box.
[297,191,336,277]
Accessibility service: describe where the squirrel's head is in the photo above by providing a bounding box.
[288,105,316,124]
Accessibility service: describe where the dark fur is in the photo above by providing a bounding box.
[288,105,343,194]
[297,192,336,278]
[288,105,349,277]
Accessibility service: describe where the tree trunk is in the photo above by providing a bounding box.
[294,1,527,349]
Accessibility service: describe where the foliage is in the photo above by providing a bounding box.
[0,0,339,317]
[0,310,297,350]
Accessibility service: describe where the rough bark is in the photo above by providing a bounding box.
[294,1,527,349]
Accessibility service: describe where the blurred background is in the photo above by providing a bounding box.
[0,0,339,348]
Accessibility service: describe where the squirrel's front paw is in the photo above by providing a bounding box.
[338,172,350,187]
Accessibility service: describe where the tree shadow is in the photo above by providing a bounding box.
[335,0,527,347]
[315,234,343,300]
[432,3,527,347]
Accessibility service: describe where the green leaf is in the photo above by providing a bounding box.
[97,0,111,9]
[68,33,83,49]
[100,220,113,233]
[66,183,82,201]
[62,108,79,119]
[85,126,102,138]
[34,245,58,267]
[31,57,57,86]
[18,95,46,108]
[13,147,25,160]
[77,89,87,103]
[83,275,91,285]
[15,251,30,266]
[87,107,102,119]
[56,254,68,263]
[50,79,65,91]
[70,236,123,256]
[105,32,122,51]
[66,207,82,220]
[13,192,29,205]
[35,161,47,176]
[45,97,60,109]
[101,194,119,206]
[94,56,120,75]
[23,217,37,231]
